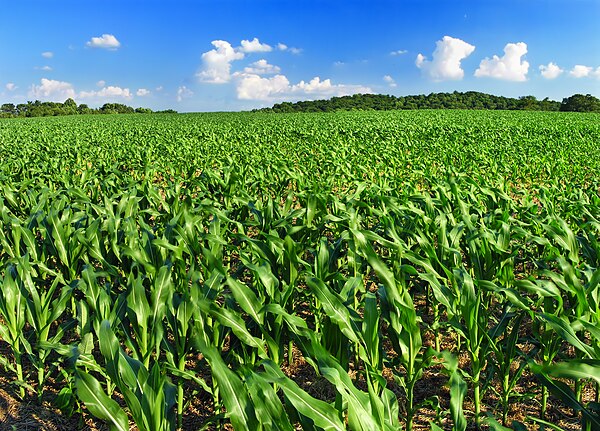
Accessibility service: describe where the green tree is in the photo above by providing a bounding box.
[560,94,600,112]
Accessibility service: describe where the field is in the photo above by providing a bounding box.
[0,110,599,431]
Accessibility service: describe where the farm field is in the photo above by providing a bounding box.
[0,110,599,430]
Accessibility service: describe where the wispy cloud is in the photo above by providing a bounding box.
[383,75,397,87]
[176,86,193,102]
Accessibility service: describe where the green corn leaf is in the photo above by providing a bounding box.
[306,276,361,344]
[227,276,264,325]
[195,337,259,431]
[243,369,295,431]
[74,371,129,431]
[261,360,346,431]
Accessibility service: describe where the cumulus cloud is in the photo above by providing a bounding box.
[235,73,371,101]
[569,65,600,78]
[383,75,397,87]
[239,38,272,53]
[197,40,245,83]
[176,86,193,102]
[416,36,475,81]
[38,65,53,71]
[242,59,281,75]
[475,42,529,81]
[79,86,132,100]
[86,34,121,50]
[29,78,76,101]
[570,65,592,78]
[390,49,407,56]
[198,38,303,84]
[96,80,106,87]
[41,51,54,58]
[27,79,140,103]
[236,74,290,100]
[5,83,17,91]
[136,88,150,97]
[539,62,563,79]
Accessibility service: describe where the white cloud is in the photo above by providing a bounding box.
[198,38,303,84]
[96,80,106,87]
[475,42,529,81]
[235,73,371,101]
[86,34,121,50]
[197,40,245,83]
[242,59,281,75]
[539,62,563,79]
[568,64,600,78]
[5,83,17,91]
[239,38,272,53]
[29,78,76,101]
[416,36,475,81]
[79,86,132,100]
[176,86,193,102]
[39,66,53,71]
[277,43,301,54]
[390,49,407,56]
[136,88,150,97]
[383,75,397,87]
[292,77,367,95]
[41,51,53,58]
[236,74,291,100]
[155,86,164,92]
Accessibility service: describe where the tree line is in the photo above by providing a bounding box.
[256,92,600,113]
[0,98,177,118]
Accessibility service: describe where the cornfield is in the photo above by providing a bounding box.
[0,110,599,430]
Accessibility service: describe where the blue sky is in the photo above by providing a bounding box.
[0,0,599,111]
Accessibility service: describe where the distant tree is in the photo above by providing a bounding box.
[1,103,16,116]
[100,103,135,114]
[257,92,566,114]
[77,104,92,115]
[63,98,78,115]
[560,94,600,112]
[16,103,27,116]
[518,96,539,110]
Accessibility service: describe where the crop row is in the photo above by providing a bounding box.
[0,110,599,430]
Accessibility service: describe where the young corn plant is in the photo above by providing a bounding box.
[76,320,177,431]
[0,264,30,398]
[353,229,432,431]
